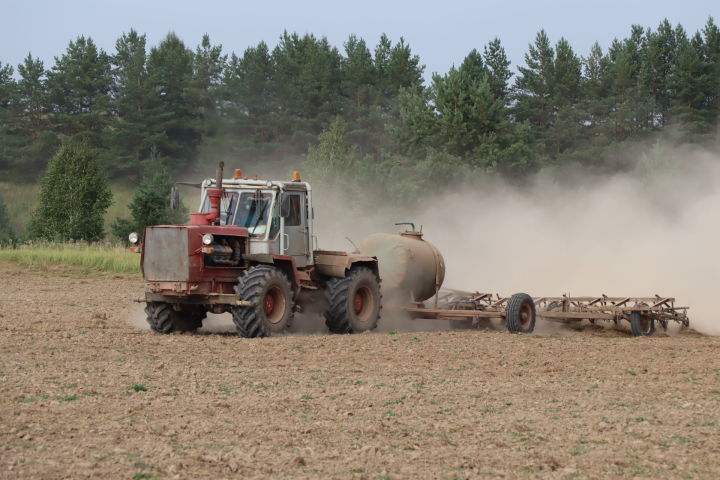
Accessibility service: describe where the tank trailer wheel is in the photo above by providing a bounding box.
[505,293,536,334]
[145,302,206,334]
[324,267,382,334]
[232,265,294,338]
[630,303,655,337]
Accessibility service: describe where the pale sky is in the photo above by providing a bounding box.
[1,0,718,82]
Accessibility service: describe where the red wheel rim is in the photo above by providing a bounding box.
[264,292,275,316]
[263,286,286,325]
[354,292,363,314]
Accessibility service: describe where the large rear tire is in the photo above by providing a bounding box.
[232,265,294,338]
[145,302,206,334]
[505,293,536,333]
[324,267,381,334]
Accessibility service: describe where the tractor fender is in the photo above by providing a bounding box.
[314,251,378,279]
[245,254,309,292]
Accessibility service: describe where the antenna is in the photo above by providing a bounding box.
[345,236,359,253]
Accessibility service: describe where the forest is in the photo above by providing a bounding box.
[0,17,719,238]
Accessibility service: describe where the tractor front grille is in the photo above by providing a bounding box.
[143,227,189,281]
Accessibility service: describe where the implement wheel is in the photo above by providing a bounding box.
[505,293,536,334]
[630,304,655,337]
[324,267,382,334]
[232,265,294,338]
[145,302,206,334]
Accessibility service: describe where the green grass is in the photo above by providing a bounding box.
[0,242,140,273]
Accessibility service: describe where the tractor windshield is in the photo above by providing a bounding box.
[231,190,274,236]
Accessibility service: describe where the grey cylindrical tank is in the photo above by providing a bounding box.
[358,231,445,302]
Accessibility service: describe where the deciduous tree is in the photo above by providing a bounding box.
[27,140,112,242]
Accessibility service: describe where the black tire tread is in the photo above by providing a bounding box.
[630,303,655,337]
[145,302,174,334]
[324,276,353,333]
[505,293,536,334]
[232,265,293,338]
[145,302,205,334]
[324,266,381,334]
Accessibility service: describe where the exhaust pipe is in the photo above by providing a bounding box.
[190,162,224,225]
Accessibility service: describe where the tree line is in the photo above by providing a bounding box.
[0,17,719,236]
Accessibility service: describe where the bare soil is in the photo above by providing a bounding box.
[1,260,719,479]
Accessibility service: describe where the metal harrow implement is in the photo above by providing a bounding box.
[404,291,689,337]
[535,295,689,336]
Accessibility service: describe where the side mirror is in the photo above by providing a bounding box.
[170,185,180,211]
[280,195,291,218]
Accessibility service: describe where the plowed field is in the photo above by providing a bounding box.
[1,260,719,479]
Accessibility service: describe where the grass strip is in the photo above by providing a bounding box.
[0,242,140,274]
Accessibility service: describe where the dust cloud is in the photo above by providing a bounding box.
[313,143,720,336]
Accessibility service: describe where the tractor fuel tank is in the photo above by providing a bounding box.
[358,231,445,302]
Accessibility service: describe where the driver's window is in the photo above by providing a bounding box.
[233,192,272,235]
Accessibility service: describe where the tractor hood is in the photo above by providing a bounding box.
[141,225,248,282]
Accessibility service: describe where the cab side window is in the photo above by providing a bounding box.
[283,194,302,226]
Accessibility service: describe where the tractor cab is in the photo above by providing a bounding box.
[197,171,313,268]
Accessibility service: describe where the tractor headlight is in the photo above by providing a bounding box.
[128,232,139,244]
[202,233,214,245]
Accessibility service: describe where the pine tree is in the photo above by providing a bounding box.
[145,32,202,168]
[27,140,112,242]
[374,35,424,110]
[11,54,58,177]
[0,61,17,172]
[272,31,344,136]
[458,49,486,82]
[193,34,226,136]
[582,42,611,132]
[46,36,112,145]
[110,29,151,174]
[214,42,277,163]
[342,35,376,111]
[702,17,720,126]
[483,38,512,104]
[16,54,46,130]
[643,20,678,126]
[431,64,503,157]
[605,27,651,141]
[394,87,434,156]
[341,35,381,156]
[668,32,715,139]
[513,30,556,133]
[548,38,583,154]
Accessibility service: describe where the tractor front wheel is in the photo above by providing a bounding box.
[145,302,206,334]
[324,267,382,334]
[232,265,294,338]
